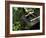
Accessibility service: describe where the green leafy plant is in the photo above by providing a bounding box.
[12,7,40,31]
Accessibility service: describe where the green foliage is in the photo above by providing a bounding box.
[13,7,26,31]
[12,7,40,31]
